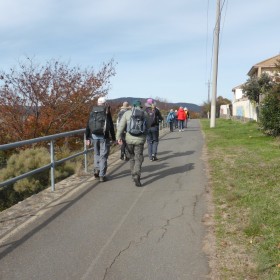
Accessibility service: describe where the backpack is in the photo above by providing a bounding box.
[88,106,107,135]
[145,107,156,126]
[167,112,174,122]
[128,107,146,136]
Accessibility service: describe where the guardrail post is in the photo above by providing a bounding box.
[50,140,55,191]
[84,133,88,173]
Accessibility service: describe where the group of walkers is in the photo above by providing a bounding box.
[85,97,189,187]
[166,106,190,132]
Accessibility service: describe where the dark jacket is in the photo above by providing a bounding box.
[86,105,116,141]
[145,107,163,127]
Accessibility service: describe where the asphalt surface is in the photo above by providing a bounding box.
[0,119,210,280]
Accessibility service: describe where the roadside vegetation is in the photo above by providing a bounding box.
[201,118,280,280]
[0,145,83,211]
[242,61,280,137]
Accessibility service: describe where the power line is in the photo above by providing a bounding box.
[219,0,229,48]
[205,0,210,85]
[207,0,228,95]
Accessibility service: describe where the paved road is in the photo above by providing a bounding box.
[0,119,210,280]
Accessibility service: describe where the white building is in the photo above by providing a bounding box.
[231,54,280,121]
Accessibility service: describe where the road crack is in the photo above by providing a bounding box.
[157,205,186,243]
[103,205,190,279]
[102,229,154,280]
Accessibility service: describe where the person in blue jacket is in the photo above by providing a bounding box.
[166,109,175,132]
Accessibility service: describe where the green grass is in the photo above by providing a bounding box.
[201,118,280,280]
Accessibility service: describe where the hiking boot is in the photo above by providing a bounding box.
[152,154,158,161]
[124,154,130,161]
[133,175,142,187]
[99,176,107,182]
[120,154,124,160]
[94,170,100,178]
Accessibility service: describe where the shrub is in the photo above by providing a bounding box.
[1,147,50,192]
[0,146,76,211]
[259,84,280,136]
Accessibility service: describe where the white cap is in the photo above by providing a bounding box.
[97,96,107,105]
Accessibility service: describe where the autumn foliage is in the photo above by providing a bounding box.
[0,57,116,144]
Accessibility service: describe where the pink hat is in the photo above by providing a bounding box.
[145,98,156,107]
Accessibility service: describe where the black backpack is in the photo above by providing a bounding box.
[145,107,162,126]
[88,106,107,135]
[128,107,146,136]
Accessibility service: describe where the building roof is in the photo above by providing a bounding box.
[247,54,280,76]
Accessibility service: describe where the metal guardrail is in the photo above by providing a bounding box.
[0,129,93,191]
[0,118,168,192]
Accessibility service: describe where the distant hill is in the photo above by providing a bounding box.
[108,97,201,113]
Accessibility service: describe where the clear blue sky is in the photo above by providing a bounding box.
[0,0,279,105]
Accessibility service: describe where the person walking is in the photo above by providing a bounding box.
[85,96,116,182]
[116,100,150,187]
[145,98,163,161]
[174,110,178,129]
[184,107,189,128]
[166,109,175,132]
[177,106,186,132]
[117,101,131,161]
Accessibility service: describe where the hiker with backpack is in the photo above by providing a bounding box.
[145,98,163,161]
[116,100,151,187]
[166,109,175,132]
[116,101,131,161]
[85,96,116,182]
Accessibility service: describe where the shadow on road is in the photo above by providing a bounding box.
[141,163,195,186]
[156,150,195,161]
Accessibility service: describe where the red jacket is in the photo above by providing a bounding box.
[177,108,186,120]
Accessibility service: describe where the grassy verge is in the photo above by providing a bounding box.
[200,118,280,280]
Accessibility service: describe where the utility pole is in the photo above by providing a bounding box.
[207,80,211,103]
[206,80,211,119]
[210,0,221,128]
